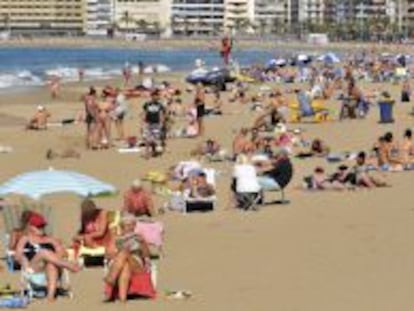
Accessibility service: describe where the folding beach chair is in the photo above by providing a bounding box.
[21,269,73,300]
[183,168,217,213]
[68,210,121,268]
[1,203,53,272]
[235,192,261,211]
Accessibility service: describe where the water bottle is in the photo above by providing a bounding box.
[150,262,157,288]
[0,297,29,308]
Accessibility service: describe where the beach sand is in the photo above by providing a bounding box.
[1,72,414,311]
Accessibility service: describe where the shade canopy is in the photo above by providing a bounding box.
[0,169,116,200]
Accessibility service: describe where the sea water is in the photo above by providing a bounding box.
[0,47,275,92]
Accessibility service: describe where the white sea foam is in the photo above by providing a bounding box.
[0,63,171,91]
[0,70,43,89]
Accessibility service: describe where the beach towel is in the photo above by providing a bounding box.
[117,148,141,154]
[135,221,164,248]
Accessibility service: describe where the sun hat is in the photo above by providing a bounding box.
[37,105,44,111]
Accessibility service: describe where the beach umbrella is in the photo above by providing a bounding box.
[318,52,340,64]
[0,168,116,200]
[293,54,312,66]
[266,58,286,69]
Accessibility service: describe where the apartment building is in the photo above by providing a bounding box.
[254,0,291,32]
[224,0,254,32]
[0,0,85,35]
[85,0,113,35]
[171,0,225,35]
[114,0,170,32]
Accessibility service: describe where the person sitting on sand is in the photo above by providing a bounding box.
[46,148,80,160]
[378,132,404,170]
[351,151,388,188]
[26,105,51,130]
[303,166,347,191]
[232,128,254,159]
[205,91,223,116]
[252,94,285,131]
[186,172,215,199]
[399,129,414,166]
[104,214,151,303]
[296,138,330,158]
[73,199,111,248]
[191,138,224,160]
[123,179,156,217]
[15,212,81,302]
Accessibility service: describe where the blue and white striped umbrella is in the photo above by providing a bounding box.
[0,169,116,200]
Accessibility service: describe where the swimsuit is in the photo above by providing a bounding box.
[24,241,55,261]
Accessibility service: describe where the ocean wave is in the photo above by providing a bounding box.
[0,70,43,89]
[0,63,171,90]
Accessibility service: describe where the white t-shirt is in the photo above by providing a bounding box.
[233,164,260,193]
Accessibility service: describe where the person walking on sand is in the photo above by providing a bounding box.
[195,83,206,136]
[96,97,113,149]
[123,64,132,87]
[112,88,128,141]
[49,76,60,99]
[83,87,99,149]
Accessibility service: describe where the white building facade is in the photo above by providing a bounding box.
[171,0,225,35]
[114,0,171,33]
[85,0,114,35]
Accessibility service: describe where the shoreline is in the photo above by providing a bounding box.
[1,37,412,52]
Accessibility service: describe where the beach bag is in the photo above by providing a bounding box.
[135,221,164,248]
[104,271,156,300]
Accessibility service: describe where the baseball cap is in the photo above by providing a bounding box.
[28,212,47,228]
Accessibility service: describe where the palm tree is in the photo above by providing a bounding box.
[3,13,10,32]
[136,19,148,33]
[152,21,161,35]
[120,11,135,31]
[258,19,267,37]
[170,15,178,35]
[270,18,281,35]
[212,22,221,36]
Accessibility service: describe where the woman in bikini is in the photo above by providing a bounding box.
[195,83,206,136]
[15,212,80,301]
[74,199,110,248]
[84,87,98,149]
[399,129,414,167]
[96,98,113,148]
